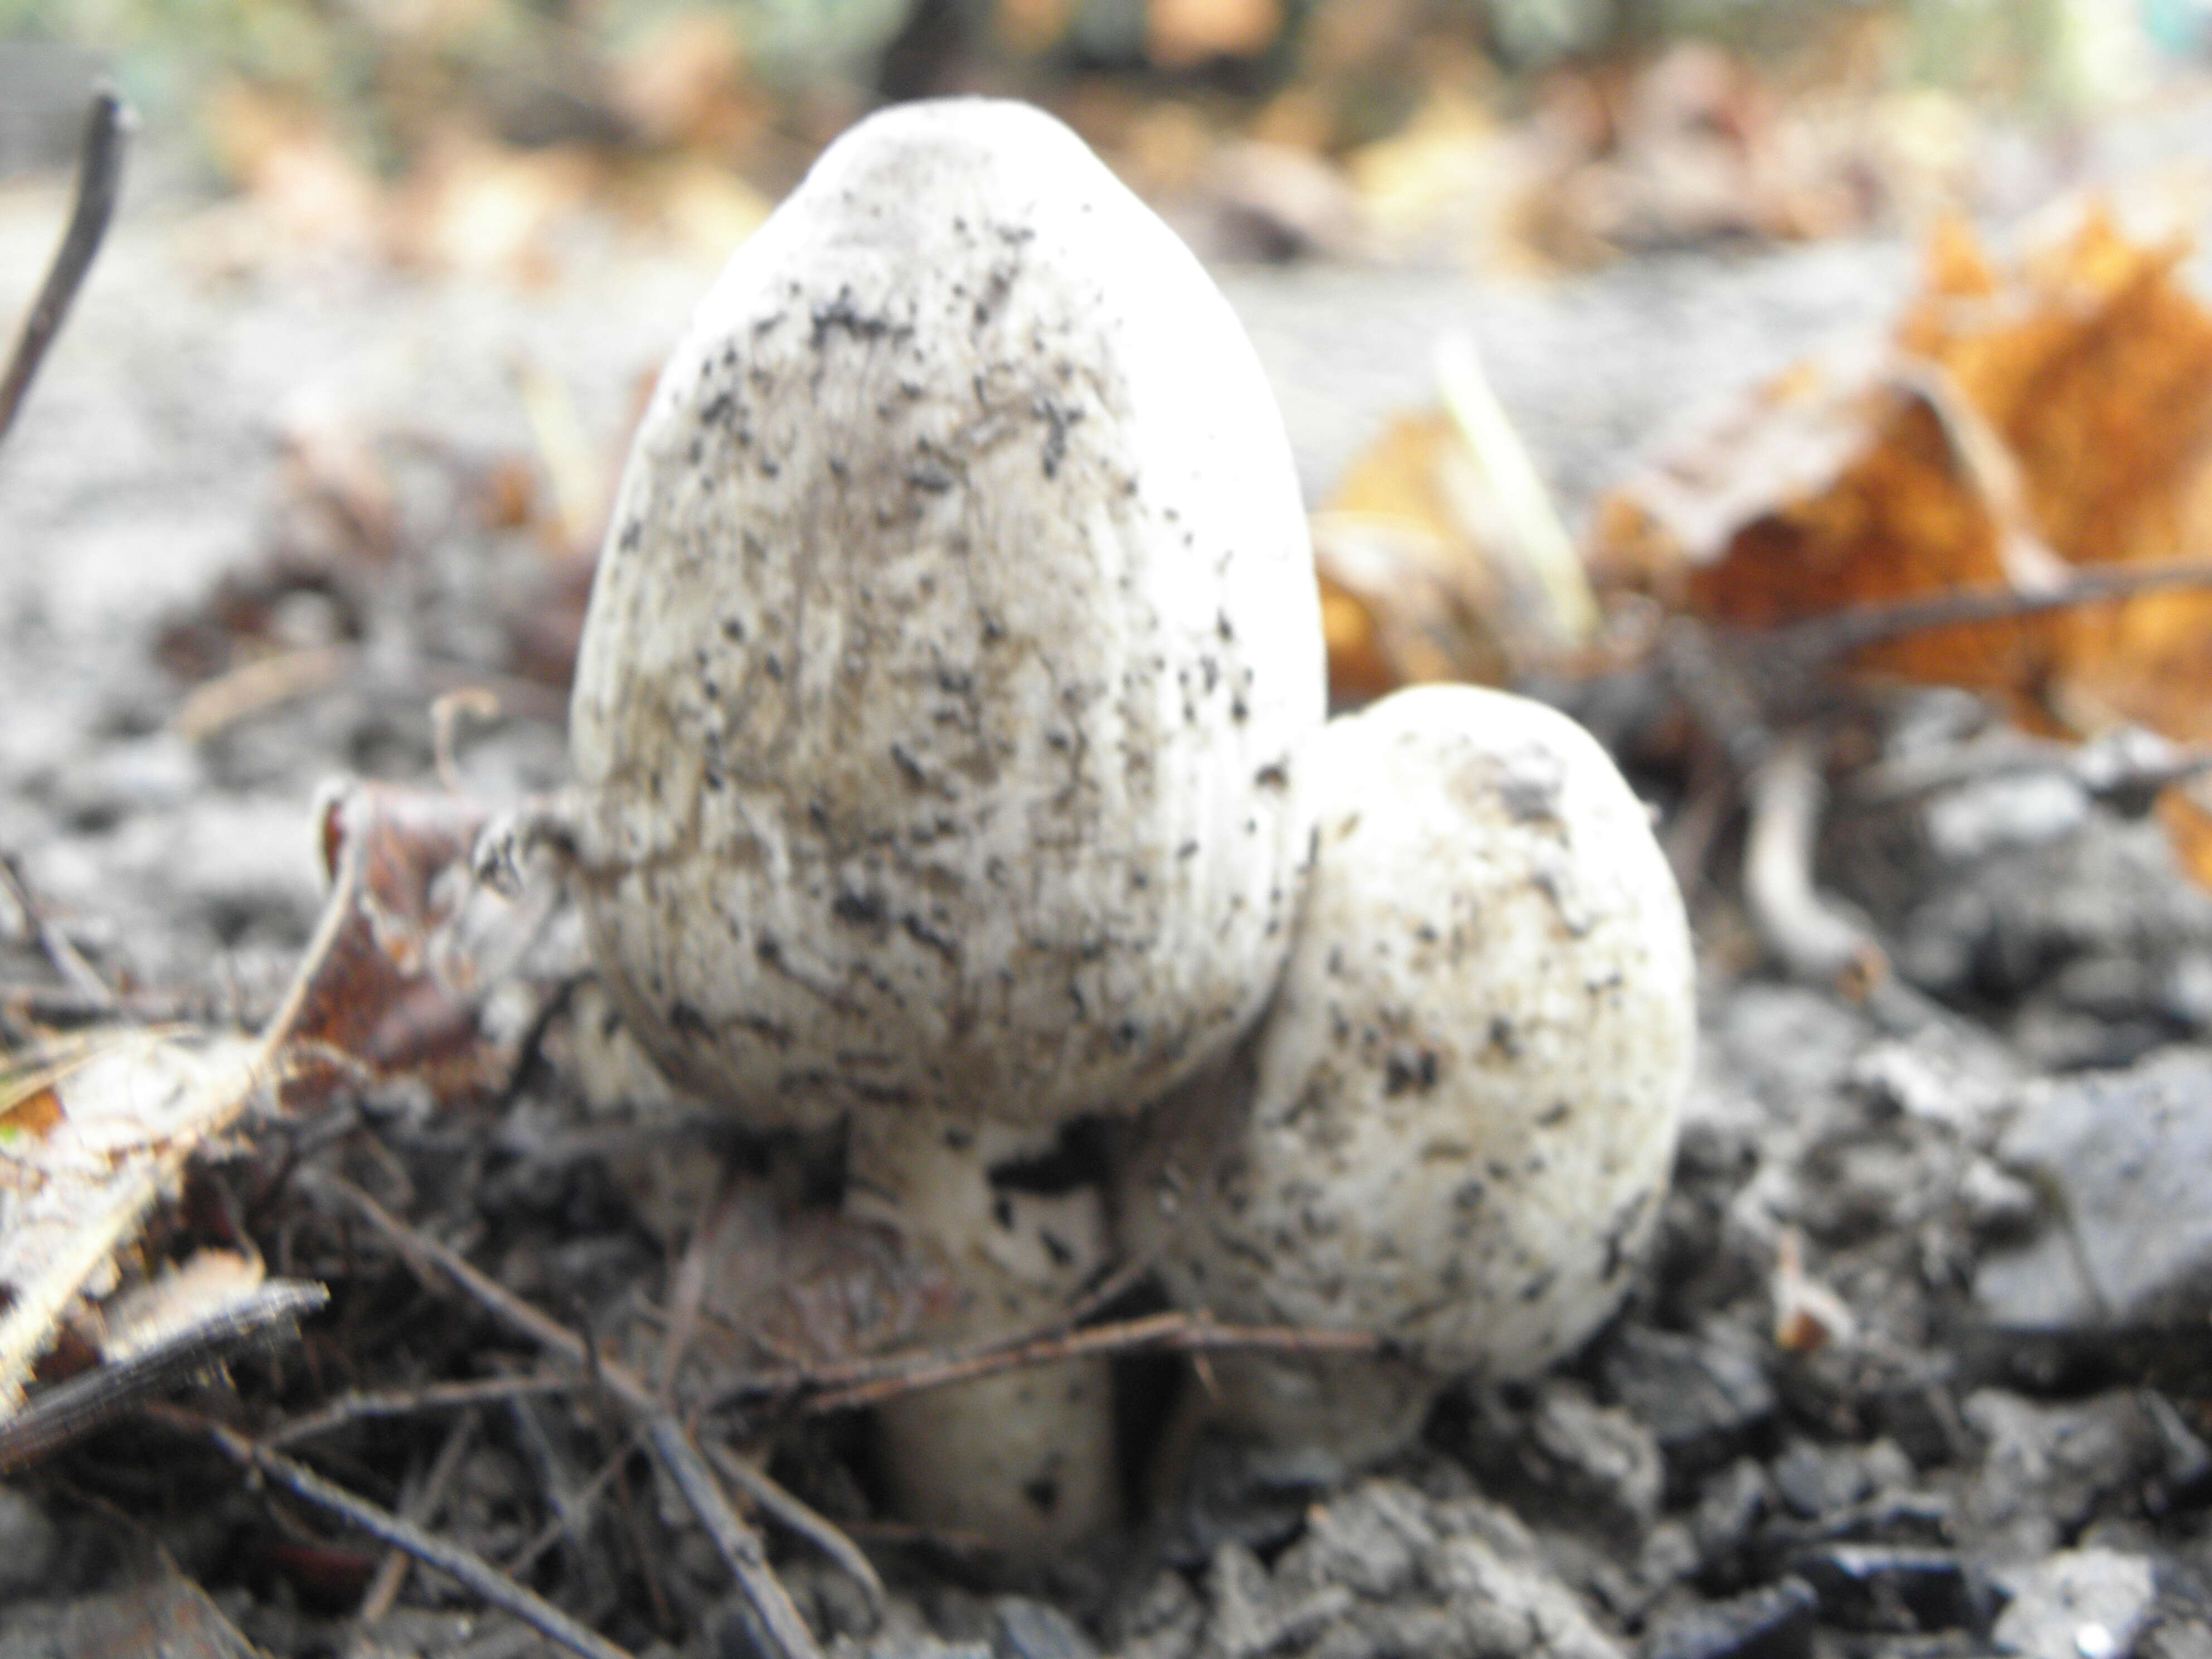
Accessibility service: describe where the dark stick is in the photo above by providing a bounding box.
[305,1175,827,1659]
[797,1308,1380,1415]
[0,1281,328,1473]
[649,1420,830,1659]
[0,86,131,444]
[1769,561,2212,671]
[263,1372,577,1450]
[147,1403,636,1659]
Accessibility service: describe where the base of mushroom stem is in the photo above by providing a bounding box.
[873,1357,1122,1556]
[1195,1350,1442,1486]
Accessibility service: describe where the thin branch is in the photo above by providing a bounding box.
[0,1281,328,1473]
[303,1174,826,1659]
[147,1403,635,1659]
[0,86,130,444]
[0,852,113,1008]
[504,1427,645,1580]
[353,1407,479,1634]
[264,1373,575,1451]
[705,1440,884,1615]
[1768,560,2212,673]
[649,1421,827,1659]
[305,1173,651,1413]
[797,1309,1380,1416]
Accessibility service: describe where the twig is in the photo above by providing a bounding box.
[1767,560,2212,676]
[704,1440,885,1615]
[304,1174,827,1659]
[147,1403,635,1659]
[0,981,208,1025]
[263,1373,575,1450]
[305,1174,647,1409]
[0,852,113,1007]
[354,1408,479,1633]
[0,86,130,444]
[797,1309,1380,1415]
[0,1280,328,1473]
[649,1421,827,1659]
[1744,727,1886,992]
[503,1428,642,1580]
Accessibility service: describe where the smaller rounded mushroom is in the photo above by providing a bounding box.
[1122,684,1695,1474]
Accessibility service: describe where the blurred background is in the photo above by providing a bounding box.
[7,0,2212,283]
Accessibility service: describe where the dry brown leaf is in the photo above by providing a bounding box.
[1595,347,2050,698]
[0,778,528,1427]
[0,1085,64,1142]
[0,1029,272,1414]
[687,1181,943,1385]
[2157,775,2212,890]
[282,780,515,1093]
[1592,202,2212,885]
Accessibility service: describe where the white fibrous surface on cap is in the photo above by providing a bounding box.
[569,98,1325,1131]
[1128,684,1695,1467]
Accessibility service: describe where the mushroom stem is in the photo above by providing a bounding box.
[843,1110,1121,1554]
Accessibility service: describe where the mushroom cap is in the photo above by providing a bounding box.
[570,99,1325,1128]
[1129,685,1694,1401]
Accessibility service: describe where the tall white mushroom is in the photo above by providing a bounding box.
[1123,685,1695,1476]
[566,99,1325,1549]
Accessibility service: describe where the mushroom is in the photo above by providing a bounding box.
[565,99,1325,1548]
[1122,684,1695,1476]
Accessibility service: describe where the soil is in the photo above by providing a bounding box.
[10,93,2212,1659]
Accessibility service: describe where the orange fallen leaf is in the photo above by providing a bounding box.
[0,1086,62,1143]
[1592,200,2212,886]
